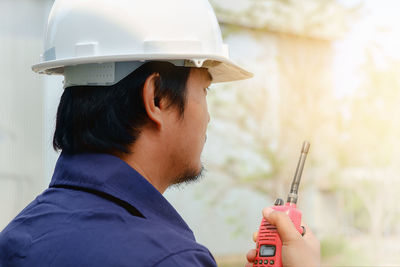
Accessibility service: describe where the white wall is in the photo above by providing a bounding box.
[0,0,56,229]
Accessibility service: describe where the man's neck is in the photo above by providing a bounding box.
[118,131,173,194]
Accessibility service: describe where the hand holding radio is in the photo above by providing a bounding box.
[245,209,320,267]
[262,208,320,267]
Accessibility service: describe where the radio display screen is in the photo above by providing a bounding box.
[259,245,276,257]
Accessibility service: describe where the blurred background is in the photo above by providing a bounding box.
[1,0,400,266]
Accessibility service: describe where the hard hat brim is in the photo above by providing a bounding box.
[32,54,253,83]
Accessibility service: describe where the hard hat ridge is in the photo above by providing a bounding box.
[33,0,253,85]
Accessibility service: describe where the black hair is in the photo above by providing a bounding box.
[53,61,191,154]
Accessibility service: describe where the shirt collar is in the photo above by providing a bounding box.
[50,152,193,237]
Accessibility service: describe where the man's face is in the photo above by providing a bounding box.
[166,68,211,185]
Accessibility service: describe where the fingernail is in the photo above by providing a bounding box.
[262,207,273,217]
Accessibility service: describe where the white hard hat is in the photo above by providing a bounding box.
[32,0,253,87]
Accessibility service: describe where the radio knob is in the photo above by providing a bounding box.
[274,198,284,206]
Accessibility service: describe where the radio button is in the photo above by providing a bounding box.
[270,260,275,265]
[264,260,268,264]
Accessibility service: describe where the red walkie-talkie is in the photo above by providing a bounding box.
[253,141,310,267]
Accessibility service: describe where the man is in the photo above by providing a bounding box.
[0,0,320,266]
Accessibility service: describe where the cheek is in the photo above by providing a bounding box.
[185,106,208,146]
[179,95,209,146]
[196,100,209,134]
[199,97,209,125]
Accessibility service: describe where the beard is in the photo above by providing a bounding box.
[170,163,205,187]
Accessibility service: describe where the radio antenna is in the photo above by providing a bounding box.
[287,141,310,204]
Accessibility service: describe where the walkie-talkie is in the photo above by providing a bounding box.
[253,141,310,267]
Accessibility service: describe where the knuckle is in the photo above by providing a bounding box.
[272,210,287,224]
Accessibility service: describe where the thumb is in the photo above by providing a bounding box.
[262,207,301,243]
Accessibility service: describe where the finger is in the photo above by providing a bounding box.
[262,207,301,243]
[246,249,257,262]
[300,223,320,251]
[297,222,321,258]
[300,223,316,241]
[253,231,258,242]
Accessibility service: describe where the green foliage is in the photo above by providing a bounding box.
[321,236,371,266]
[321,236,348,259]
[341,187,370,232]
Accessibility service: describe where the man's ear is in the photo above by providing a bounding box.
[142,73,163,129]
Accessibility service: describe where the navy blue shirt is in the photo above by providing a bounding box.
[0,153,217,267]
